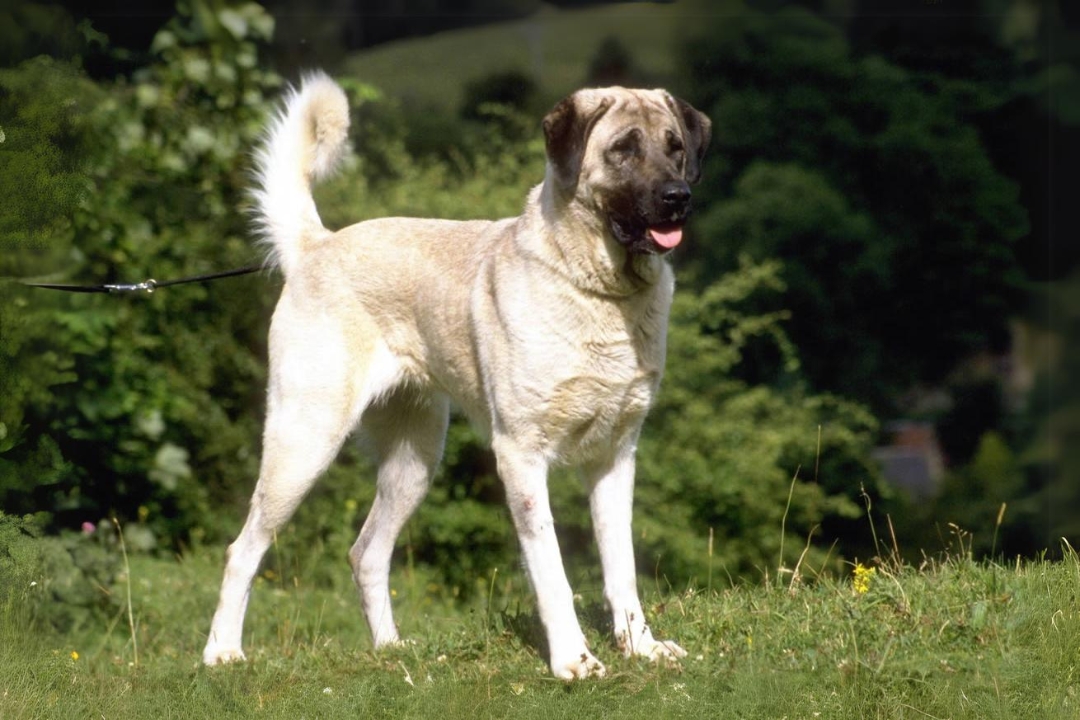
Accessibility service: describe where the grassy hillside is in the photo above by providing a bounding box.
[340,0,727,111]
[2,543,1077,718]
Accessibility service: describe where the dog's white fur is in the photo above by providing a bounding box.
[203,72,700,679]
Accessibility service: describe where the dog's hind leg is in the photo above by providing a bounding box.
[349,388,449,647]
[203,304,401,665]
[203,400,354,664]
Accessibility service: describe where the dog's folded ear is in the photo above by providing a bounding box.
[543,91,614,196]
[664,94,712,185]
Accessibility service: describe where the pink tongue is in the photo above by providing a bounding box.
[648,226,683,249]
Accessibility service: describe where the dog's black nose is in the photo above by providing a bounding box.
[660,180,691,209]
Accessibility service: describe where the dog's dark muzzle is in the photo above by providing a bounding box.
[640,179,693,253]
[606,177,695,255]
[657,179,692,220]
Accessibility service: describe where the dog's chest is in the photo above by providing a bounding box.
[551,351,657,450]
[529,313,666,461]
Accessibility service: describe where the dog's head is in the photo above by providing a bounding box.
[542,87,712,255]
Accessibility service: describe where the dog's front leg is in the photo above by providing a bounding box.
[494,438,605,680]
[586,451,687,665]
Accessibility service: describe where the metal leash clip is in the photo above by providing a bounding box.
[103,278,158,294]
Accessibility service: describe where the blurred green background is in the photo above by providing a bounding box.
[1,0,1076,609]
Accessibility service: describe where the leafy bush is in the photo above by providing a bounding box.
[634,259,886,584]
[0,1,284,544]
[926,431,1043,559]
[0,512,121,633]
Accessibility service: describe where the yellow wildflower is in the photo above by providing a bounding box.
[852,563,876,594]
[71,650,79,661]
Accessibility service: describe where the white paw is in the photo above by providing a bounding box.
[202,646,246,666]
[618,628,688,666]
[639,637,687,665]
[375,637,415,650]
[551,649,607,680]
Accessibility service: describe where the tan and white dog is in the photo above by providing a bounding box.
[203,72,711,680]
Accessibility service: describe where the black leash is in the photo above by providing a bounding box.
[18,264,265,294]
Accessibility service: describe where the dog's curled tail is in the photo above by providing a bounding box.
[252,71,350,275]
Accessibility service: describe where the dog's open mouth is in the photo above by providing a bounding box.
[608,205,690,256]
[614,220,686,255]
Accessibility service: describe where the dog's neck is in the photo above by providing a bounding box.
[521,182,667,299]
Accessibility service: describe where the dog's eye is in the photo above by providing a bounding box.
[608,131,641,159]
[666,130,685,156]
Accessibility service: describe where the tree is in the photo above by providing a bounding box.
[681,8,1029,410]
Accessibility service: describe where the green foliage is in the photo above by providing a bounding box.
[0,513,40,625]
[0,55,101,519]
[634,259,885,583]
[0,1,285,544]
[698,162,885,388]
[1013,274,1080,553]
[0,512,121,633]
[0,2,104,68]
[929,432,1025,557]
[460,71,538,126]
[412,423,513,593]
[683,8,1029,406]
[320,79,546,228]
[0,57,95,258]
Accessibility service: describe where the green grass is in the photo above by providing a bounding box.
[3,543,1079,718]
